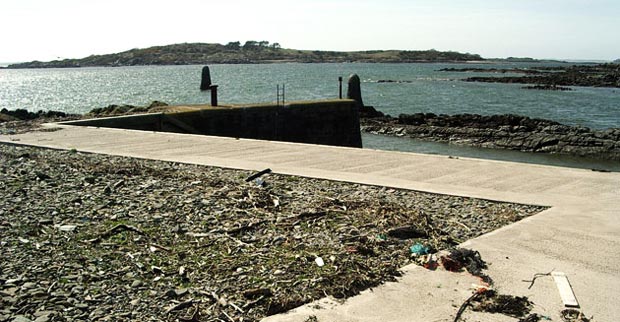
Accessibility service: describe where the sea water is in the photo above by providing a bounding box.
[1,63,619,170]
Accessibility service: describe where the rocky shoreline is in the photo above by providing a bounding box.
[0,144,545,321]
[361,113,620,161]
[442,63,620,88]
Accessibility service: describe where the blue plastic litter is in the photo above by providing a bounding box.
[410,243,430,255]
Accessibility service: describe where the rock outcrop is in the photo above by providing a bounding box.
[445,63,620,88]
[361,113,620,161]
[88,101,169,116]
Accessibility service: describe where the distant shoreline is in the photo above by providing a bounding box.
[441,63,620,89]
[2,60,492,69]
[1,42,484,69]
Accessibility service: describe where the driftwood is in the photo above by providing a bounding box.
[387,225,428,239]
[89,224,146,243]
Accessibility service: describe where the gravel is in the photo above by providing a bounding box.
[0,143,546,321]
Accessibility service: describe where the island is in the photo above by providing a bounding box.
[4,41,483,69]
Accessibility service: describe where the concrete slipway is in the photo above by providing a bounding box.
[1,124,618,321]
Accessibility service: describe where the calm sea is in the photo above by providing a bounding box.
[1,63,619,170]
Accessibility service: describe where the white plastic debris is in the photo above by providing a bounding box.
[315,257,325,267]
[552,272,579,307]
[57,225,77,232]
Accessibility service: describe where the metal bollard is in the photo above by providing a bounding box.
[210,85,218,106]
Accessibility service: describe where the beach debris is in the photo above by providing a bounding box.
[560,308,592,322]
[315,257,325,267]
[471,290,533,318]
[440,248,487,275]
[255,177,266,187]
[88,223,146,243]
[552,272,579,308]
[388,225,428,239]
[522,270,554,289]
[57,224,77,232]
[178,305,200,322]
[245,168,272,182]
[165,299,195,314]
[409,243,430,256]
[453,289,486,322]
[519,313,549,322]
[453,288,534,322]
[243,288,273,299]
[303,315,318,322]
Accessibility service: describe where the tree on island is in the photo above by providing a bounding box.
[225,41,241,50]
[243,41,258,50]
[243,40,274,51]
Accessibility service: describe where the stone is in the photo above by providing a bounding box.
[346,74,364,109]
[200,66,212,91]
[33,316,50,322]
[361,112,620,161]
[38,218,53,225]
[130,280,142,288]
[57,225,77,232]
[32,311,56,318]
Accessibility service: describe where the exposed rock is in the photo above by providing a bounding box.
[523,84,572,91]
[88,101,169,116]
[450,63,620,88]
[361,113,620,161]
[0,108,74,122]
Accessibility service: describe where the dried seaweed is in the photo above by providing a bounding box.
[561,309,592,322]
[471,290,532,318]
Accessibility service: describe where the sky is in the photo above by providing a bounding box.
[1,0,619,63]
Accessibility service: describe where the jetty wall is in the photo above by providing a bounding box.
[61,100,362,148]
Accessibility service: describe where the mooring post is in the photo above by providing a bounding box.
[338,77,343,99]
[200,66,212,91]
[347,74,364,110]
[209,85,218,106]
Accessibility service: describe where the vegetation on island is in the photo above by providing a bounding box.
[5,41,483,68]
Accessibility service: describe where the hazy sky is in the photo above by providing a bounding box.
[1,0,619,62]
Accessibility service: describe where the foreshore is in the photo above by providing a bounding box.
[0,144,544,321]
[361,113,620,161]
[441,63,620,88]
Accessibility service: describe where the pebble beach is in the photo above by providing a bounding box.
[0,143,546,321]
